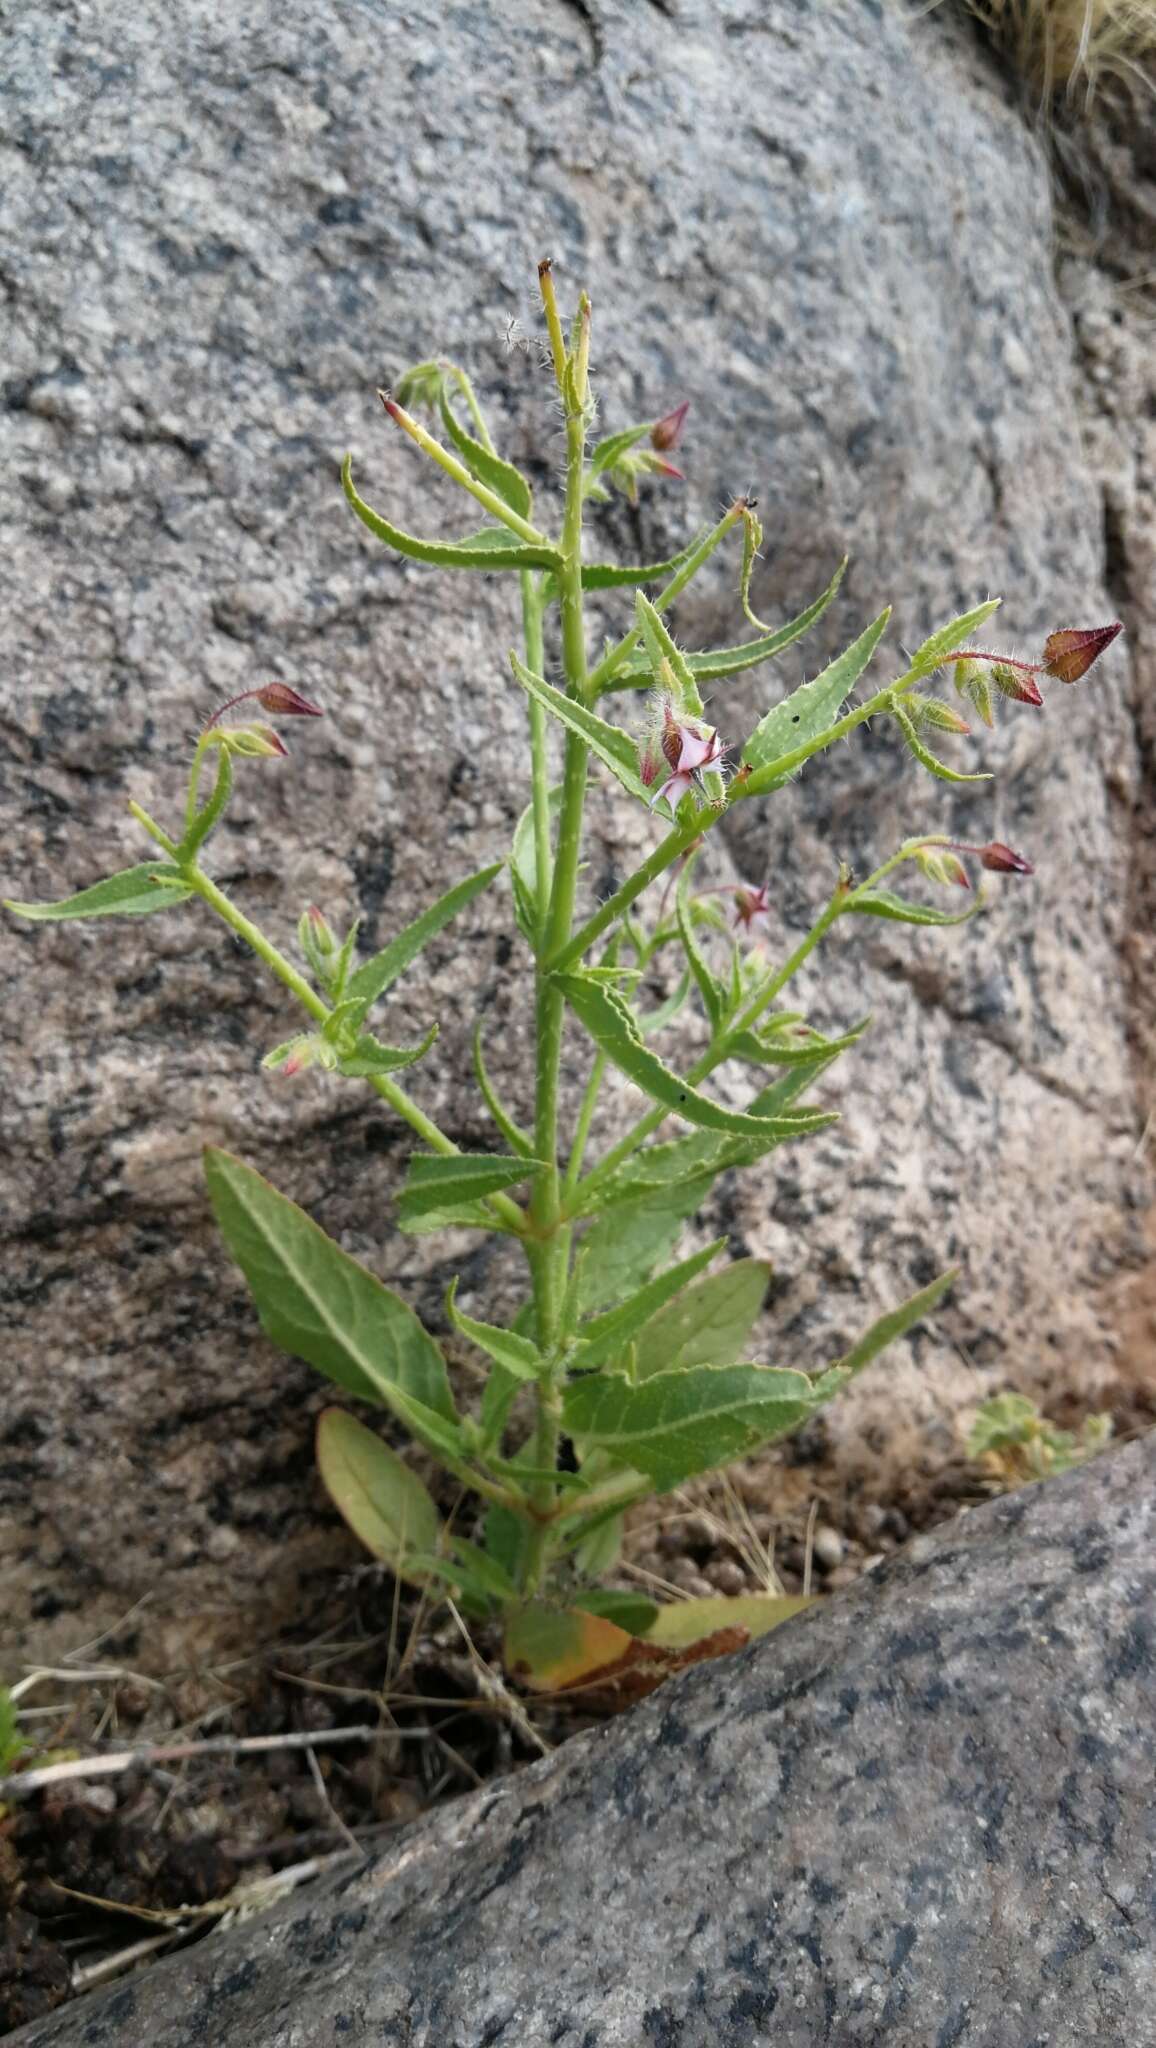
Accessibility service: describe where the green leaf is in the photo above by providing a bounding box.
[588,422,651,477]
[577,1181,715,1313]
[905,599,1001,681]
[203,1148,460,1441]
[574,1588,659,1634]
[740,503,767,628]
[346,863,502,1010]
[845,888,982,929]
[446,1278,541,1381]
[634,591,699,704]
[645,1593,812,1647]
[742,610,891,778]
[563,1362,819,1493]
[509,782,563,949]
[342,456,561,572]
[575,1238,727,1372]
[440,1536,520,1607]
[509,655,646,801]
[5,861,194,921]
[601,560,847,694]
[637,967,692,1038]
[724,1016,871,1068]
[676,861,725,1032]
[633,1258,770,1380]
[812,1269,957,1400]
[315,1409,443,1587]
[556,972,836,1142]
[577,529,711,591]
[890,701,991,785]
[338,1024,439,1077]
[0,1687,27,1774]
[396,1152,533,1232]
[472,1024,535,1158]
[437,386,532,519]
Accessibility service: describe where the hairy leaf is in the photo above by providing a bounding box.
[446,1278,541,1381]
[6,862,194,921]
[510,655,645,800]
[437,387,532,519]
[845,888,982,929]
[347,863,501,1009]
[676,862,725,1031]
[811,1270,957,1401]
[472,1024,535,1158]
[602,560,847,693]
[342,456,560,572]
[905,599,1001,681]
[742,610,891,778]
[510,782,563,949]
[396,1153,533,1232]
[634,591,699,703]
[577,529,710,591]
[577,1180,715,1313]
[338,1023,439,1077]
[890,701,991,785]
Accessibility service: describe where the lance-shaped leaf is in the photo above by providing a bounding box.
[810,1270,957,1402]
[472,1024,535,1158]
[577,529,711,591]
[742,610,891,779]
[632,1258,769,1380]
[396,1152,534,1234]
[6,862,194,921]
[904,599,1002,681]
[889,700,991,785]
[437,386,532,519]
[574,1238,726,1373]
[556,972,835,1142]
[510,654,647,800]
[316,1409,443,1587]
[509,782,563,949]
[724,1016,871,1068]
[577,1178,716,1313]
[676,862,725,1031]
[574,1588,660,1636]
[338,1024,439,1077]
[845,887,983,929]
[204,1148,459,1436]
[588,422,651,477]
[346,862,502,1010]
[563,1362,819,1493]
[740,503,767,629]
[342,456,561,572]
[634,591,700,705]
[445,1278,542,1381]
[602,560,847,694]
[645,1592,812,1648]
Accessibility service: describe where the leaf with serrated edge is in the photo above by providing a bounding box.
[742,611,891,776]
[846,889,982,929]
[316,1409,442,1585]
[905,600,1001,681]
[676,861,725,1031]
[510,655,646,800]
[342,455,560,572]
[575,1238,726,1372]
[557,972,835,1141]
[633,1259,769,1380]
[577,1182,714,1313]
[446,1278,541,1381]
[5,862,194,921]
[578,529,710,590]
[602,560,847,693]
[396,1153,535,1227]
[437,387,532,518]
[204,1149,459,1438]
[339,1023,439,1077]
[563,1363,819,1493]
[347,863,501,1009]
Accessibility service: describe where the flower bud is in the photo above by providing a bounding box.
[1041,622,1122,684]
[650,401,689,453]
[909,695,971,736]
[952,659,995,730]
[732,881,771,934]
[254,683,324,718]
[989,662,1043,707]
[224,722,288,759]
[917,848,971,891]
[394,360,446,410]
[977,841,1034,876]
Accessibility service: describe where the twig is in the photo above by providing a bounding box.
[0,1725,417,1803]
[71,1931,186,1993]
[445,1600,551,1759]
[305,1746,364,1859]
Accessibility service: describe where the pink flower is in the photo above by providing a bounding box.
[732,882,771,934]
[643,703,725,812]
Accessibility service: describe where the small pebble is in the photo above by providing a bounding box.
[858,1503,887,1541]
[862,1553,886,1572]
[707,1559,746,1596]
[823,1565,858,1591]
[812,1525,845,1571]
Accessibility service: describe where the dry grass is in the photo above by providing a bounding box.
[954,0,1156,101]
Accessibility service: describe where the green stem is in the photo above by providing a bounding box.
[547,811,705,973]
[383,397,549,547]
[521,572,553,942]
[181,747,233,861]
[563,1050,606,1198]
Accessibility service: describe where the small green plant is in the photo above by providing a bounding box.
[968,1392,1113,1488]
[0,1687,27,1778]
[7,267,1120,1687]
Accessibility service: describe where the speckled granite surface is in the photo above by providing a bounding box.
[10,1435,1155,2047]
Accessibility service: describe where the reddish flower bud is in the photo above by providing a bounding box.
[255,683,324,718]
[650,401,689,453]
[1041,623,1122,684]
[732,882,771,934]
[977,841,1034,876]
[989,662,1044,707]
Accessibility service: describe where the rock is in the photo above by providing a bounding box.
[810,1523,845,1571]
[0,0,1144,1662]
[10,1437,1156,2047]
